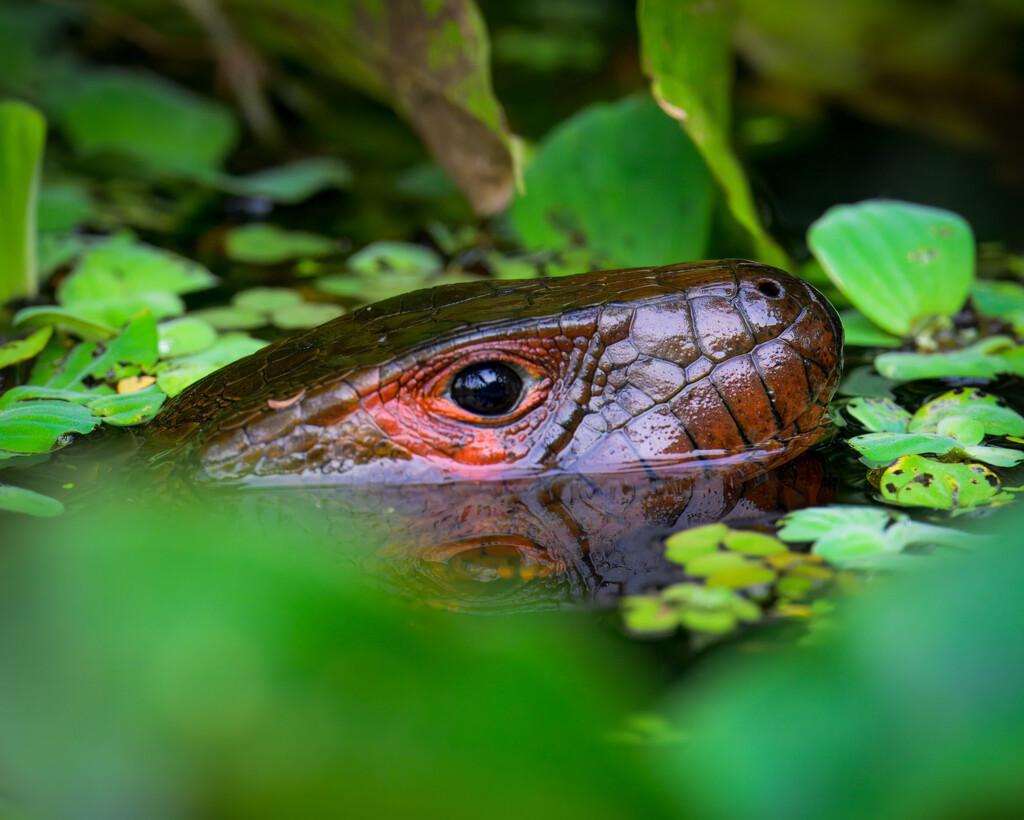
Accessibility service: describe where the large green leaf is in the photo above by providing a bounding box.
[808,200,975,336]
[637,0,789,268]
[50,69,238,175]
[0,100,45,303]
[509,96,713,268]
[0,497,664,819]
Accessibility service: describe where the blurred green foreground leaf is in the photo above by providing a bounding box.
[0,496,667,820]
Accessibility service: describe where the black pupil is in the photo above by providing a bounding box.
[451,362,523,416]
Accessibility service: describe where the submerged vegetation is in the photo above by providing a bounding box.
[3,0,1024,816]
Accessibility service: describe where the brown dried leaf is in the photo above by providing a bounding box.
[231,0,515,215]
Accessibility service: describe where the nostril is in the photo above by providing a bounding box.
[757,280,781,298]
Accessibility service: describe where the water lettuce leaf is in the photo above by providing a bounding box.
[809,200,974,337]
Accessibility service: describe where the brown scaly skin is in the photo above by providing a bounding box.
[147,260,844,484]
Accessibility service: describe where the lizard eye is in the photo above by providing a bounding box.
[450,362,524,416]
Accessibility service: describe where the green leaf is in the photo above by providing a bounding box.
[509,95,713,268]
[270,302,344,330]
[705,565,777,590]
[875,335,1024,381]
[88,311,159,379]
[620,596,679,637]
[778,505,985,568]
[662,584,762,633]
[840,309,903,348]
[685,552,756,577]
[878,455,1001,510]
[348,241,444,275]
[637,0,789,269]
[59,235,217,303]
[225,224,339,265]
[810,528,900,566]
[971,279,1024,319]
[58,292,183,329]
[845,397,912,433]
[26,334,72,386]
[485,251,542,281]
[848,432,1024,468]
[0,483,63,517]
[232,287,305,313]
[54,235,215,326]
[51,69,238,175]
[957,444,1024,467]
[908,388,1024,437]
[0,100,46,303]
[721,530,786,556]
[34,341,95,389]
[0,385,93,411]
[188,306,267,332]
[314,269,479,305]
[936,415,986,445]
[39,312,158,391]
[808,200,975,336]
[38,181,94,232]
[216,158,352,203]
[157,317,218,359]
[0,326,52,368]
[87,385,166,426]
[664,523,727,564]
[37,232,89,276]
[0,399,97,455]
[155,333,266,397]
[838,365,897,400]
[778,506,894,544]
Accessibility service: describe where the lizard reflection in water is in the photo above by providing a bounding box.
[203,453,834,610]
